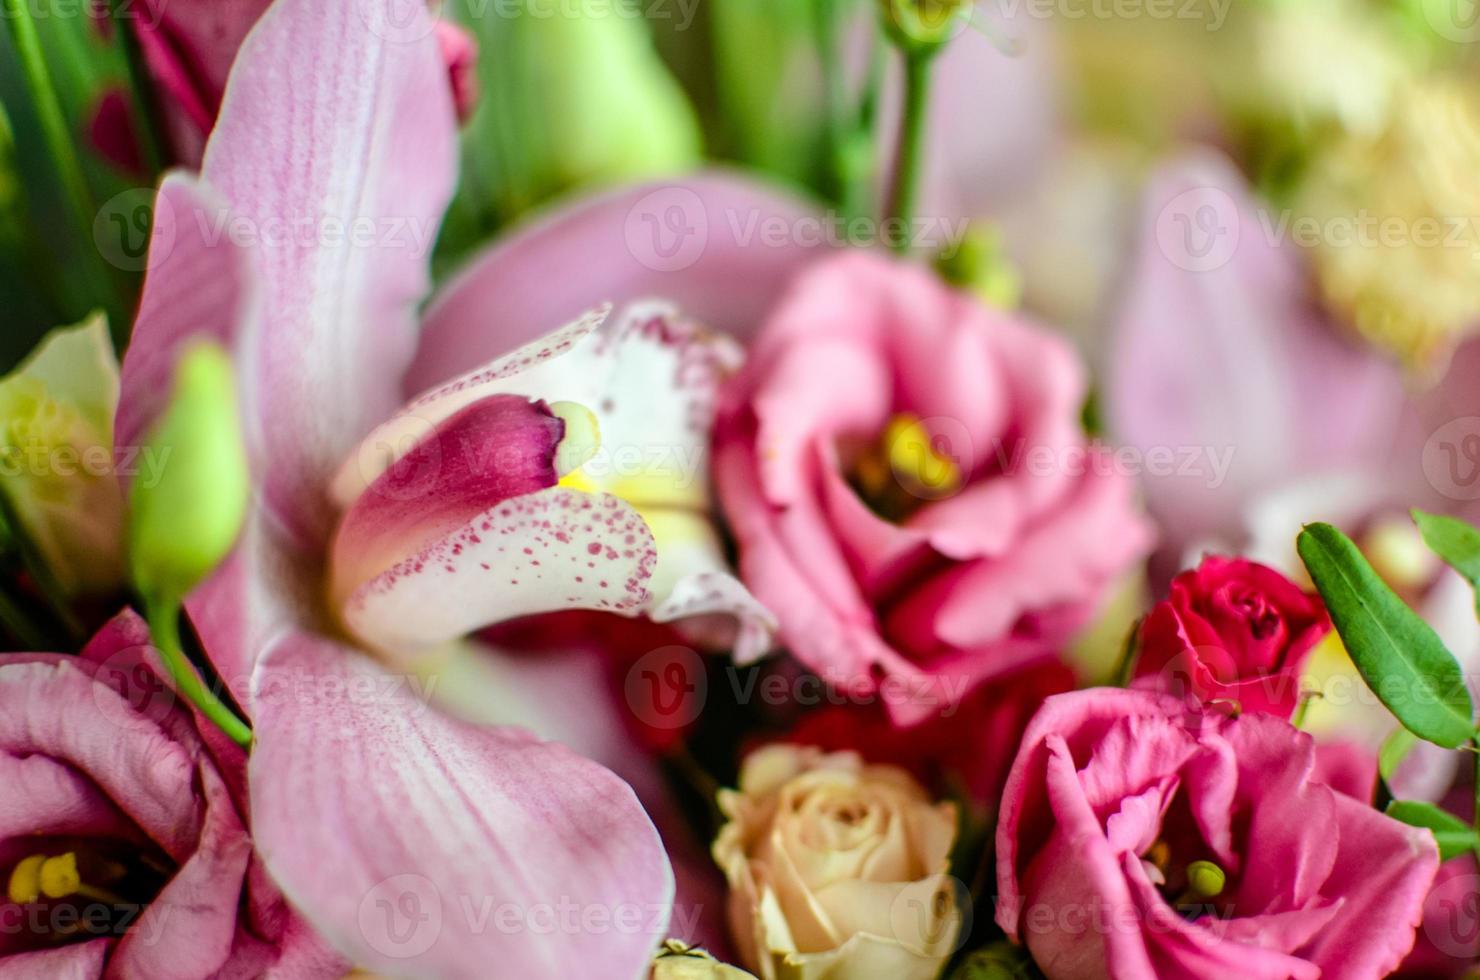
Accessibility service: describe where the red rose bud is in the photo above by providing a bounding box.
[1132,556,1331,719]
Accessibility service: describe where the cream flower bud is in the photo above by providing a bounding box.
[651,940,759,980]
[713,745,961,980]
[0,314,124,595]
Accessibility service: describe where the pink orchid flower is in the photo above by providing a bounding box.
[111,0,818,974]
[0,612,343,979]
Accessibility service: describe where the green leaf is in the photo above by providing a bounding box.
[1379,727,1419,782]
[1414,509,1480,618]
[1297,523,1474,748]
[1386,800,1479,861]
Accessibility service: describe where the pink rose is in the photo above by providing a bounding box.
[996,689,1439,979]
[0,612,340,978]
[715,253,1152,723]
[1132,556,1330,718]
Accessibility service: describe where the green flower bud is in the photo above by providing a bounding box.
[879,0,972,53]
[950,942,1034,980]
[0,313,125,595]
[128,342,249,606]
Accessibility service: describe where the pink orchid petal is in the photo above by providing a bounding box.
[330,307,608,506]
[247,634,674,979]
[200,0,457,545]
[134,0,270,160]
[342,488,657,657]
[329,394,565,612]
[408,172,829,392]
[1106,151,1408,555]
[116,173,256,460]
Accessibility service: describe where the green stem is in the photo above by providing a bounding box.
[884,46,933,255]
[144,596,253,748]
[105,0,167,174]
[1,0,97,256]
[813,0,847,204]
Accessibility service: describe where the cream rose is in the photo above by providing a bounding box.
[713,745,961,980]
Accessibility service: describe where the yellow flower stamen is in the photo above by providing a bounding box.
[7,854,44,904]
[7,852,128,906]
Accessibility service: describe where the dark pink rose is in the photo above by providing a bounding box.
[1133,556,1330,718]
[715,252,1153,723]
[0,613,340,978]
[996,689,1438,980]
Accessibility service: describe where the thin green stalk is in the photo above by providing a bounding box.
[884,46,933,254]
[1,0,97,254]
[813,0,847,204]
[145,596,253,748]
[105,0,167,173]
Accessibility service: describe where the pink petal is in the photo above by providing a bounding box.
[340,488,657,657]
[199,0,458,545]
[1105,151,1408,556]
[246,634,674,979]
[0,659,202,860]
[408,172,829,392]
[0,941,110,980]
[116,174,256,462]
[133,0,270,160]
[329,394,565,613]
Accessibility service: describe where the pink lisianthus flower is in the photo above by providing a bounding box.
[104,0,833,971]
[0,612,342,979]
[996,689,1438,979]
[1131,556,1330,719]
[713,252,1153,724]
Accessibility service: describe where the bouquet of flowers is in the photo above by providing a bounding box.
[1,0,1479,976]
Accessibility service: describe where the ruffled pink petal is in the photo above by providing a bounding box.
[0,941,109,980]
[107,764,252,980]
[0,660,202,860]
[340,488,657,657]
[246,634,674,979]
[408,173,829,392]
[198,0,458,545]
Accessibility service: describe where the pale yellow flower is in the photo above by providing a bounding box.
[714,745,960,980]
[0,314,124,594]
[1295,77,1480,370]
